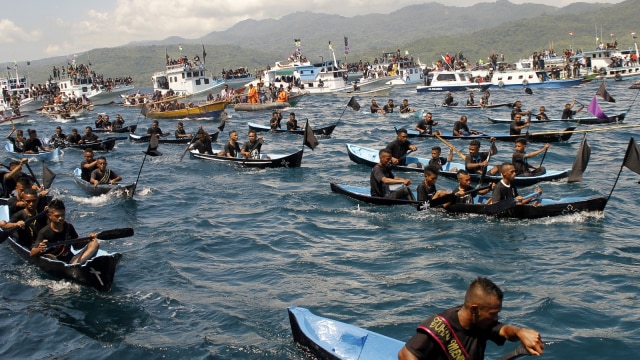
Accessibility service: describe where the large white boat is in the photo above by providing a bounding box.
[570,38,640,81]
[55,65,134,106]
[0,66,39,112]
[416,71,491,92]
[490,70,582,89]
[152,51,254,98]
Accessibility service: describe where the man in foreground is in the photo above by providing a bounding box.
[398,277,544,360]
[370,149,415,200]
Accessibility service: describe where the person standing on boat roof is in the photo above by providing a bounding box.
[221,130,241,158]
[240,129,264,159]
[509,113,531,136]
[465,139,499,176]
[286,113,303,131]
[492,163,541,205]
[561,99,584,119]
[270,111,282,130]
[30,199,100,265]
[81,149,98,182]
[385,128,418,166]
[398,276,544,360]
[383,99,397,114]
[399,99,415,113]
[415,112,440,136]
[80,126,101,144]
[90,157,122,187]
[370,99,384,114]
[147,120,170,138]
[512,139,549,177]
[370,148,415,200]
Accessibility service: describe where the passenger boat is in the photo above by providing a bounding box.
[55,72,134,106]
[490,70,583,89]
[443,194,608,219]
[570,44,640,81]
[247,121,337,136]
[398,126,576,143]
[129,131,218,144]
[288,306,405,360]
[330,183,421,206]
[487,112,626,125]
[346,143,570,186]
[233,93,307,111]
[0,203,121,292]
[189,147,304,168]
[72,168,136,197]
[368,50,425,86]
[4,142,63,161]
[143,100,227,120]
[50,137,117,152]
[0,66,41,112]
[416,71,492,92]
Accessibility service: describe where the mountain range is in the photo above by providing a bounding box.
[6,0,639,88]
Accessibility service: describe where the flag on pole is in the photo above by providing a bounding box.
[347,96,360,111]
[344,37,349,54]
[567,134,591,182]
[587,96,609,120]
[42,162,57,190]
[303,120,319,151]
[623,137,640,175]
[165,48,169,64]
[328,41,332,50]
[596,82,615,102]
[144,133,163,157]
[202,45,207,64]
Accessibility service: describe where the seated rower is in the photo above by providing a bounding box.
[174,122,192,139]
[417,166,448,203]
[386,128,418,166]
[442,92,457,106]
[492,163,541,205]
[399,99,415,113]
[428,145,454,172]
[30,199,99,265]
[221,130,241,158]
[80,126,101,144]
[465,139,499,176]
[90,157,122,187]
[370,149,415,200]
[415,112,441,136]
[561,99,584,119]
[370,99,384,114]
[453,115,480,136]
[189,128,214,155]
[512,138,550,177]
[240,129,264,159]
[452,169,491,205]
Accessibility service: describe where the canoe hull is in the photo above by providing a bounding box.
[144,101,227,119]
[4,142,63,161]
[190,149,303,168]
[92,125,138,134]
[288,306,405,360]
[445,196,607,219]
[487,112,625,125]
[128,132,219,144]
[248,122,337,136]
[6,235,121,292]
[57,137,116,152]
[73,168,136,197]
[400,127,575,143]
[330,183,421,206]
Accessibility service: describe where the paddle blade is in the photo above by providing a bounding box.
[218,112,228,131]
[144,134,162,156]
[96,228,134,240]
[567,134,591,182]
[42,162,57,189]
[429,193,455,208]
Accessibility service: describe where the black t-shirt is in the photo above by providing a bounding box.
[562,108,576,119]
[510,120,526,135]
[492,180,519,203]
[417,182,436,202]
[81,133,100,143]
[453,121,470,135]
[80,160,97,182]
[223,142,240,157]
[35,222,79,263]
[10,209,46,249]
[370,164,393,197]
[24,138,43,153]
[404,306,505,360]
[386,140,413,165]
[512,152,529,175]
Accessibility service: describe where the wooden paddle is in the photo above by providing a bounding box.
[45,228,134,250]
[428,184,492,208]
[434,134,466,160]
[0,209,48,244]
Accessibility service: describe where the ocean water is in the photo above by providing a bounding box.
[0,80,639,359]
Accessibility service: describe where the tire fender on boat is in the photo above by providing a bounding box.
[498,80,504,88]
[522,79,529,86]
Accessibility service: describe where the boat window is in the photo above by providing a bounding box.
[518,75,523,80]
[196,79,201,85]
[186,72,192,78]
[204,78,209,84]
[82,87,88,92]
[528,74,534,79]
[507,76,513,80]
[182,73,185,79]
[436,73,456,82]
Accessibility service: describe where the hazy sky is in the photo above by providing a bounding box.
[0,0,626,64]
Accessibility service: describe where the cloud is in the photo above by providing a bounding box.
[0,19,41,44]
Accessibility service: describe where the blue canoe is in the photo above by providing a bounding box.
[5,142,63,161]
[288,306,404,360]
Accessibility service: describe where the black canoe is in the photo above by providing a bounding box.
[128,131,219,144]
[487,112,626,125]
[398,126,575,143]
[346,144,570,186]
[92,125,138,134]
[443,194,607,219]
[330,183,422,206]
[189,148,303,168]
[0,203,121,292]
[439,102,513,109]
[247,121,337,136]
[73,168,136,197]
[54,137,117,151]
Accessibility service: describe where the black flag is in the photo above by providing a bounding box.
[42,162,57,190]
[596,82,615,103]
[347,96,360,111]
[303,120,319,151]
[567,134,591,182]
[218,112,227,132]
[140,105,149,117]
[144,133,162,157]
[623,137,640,175]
